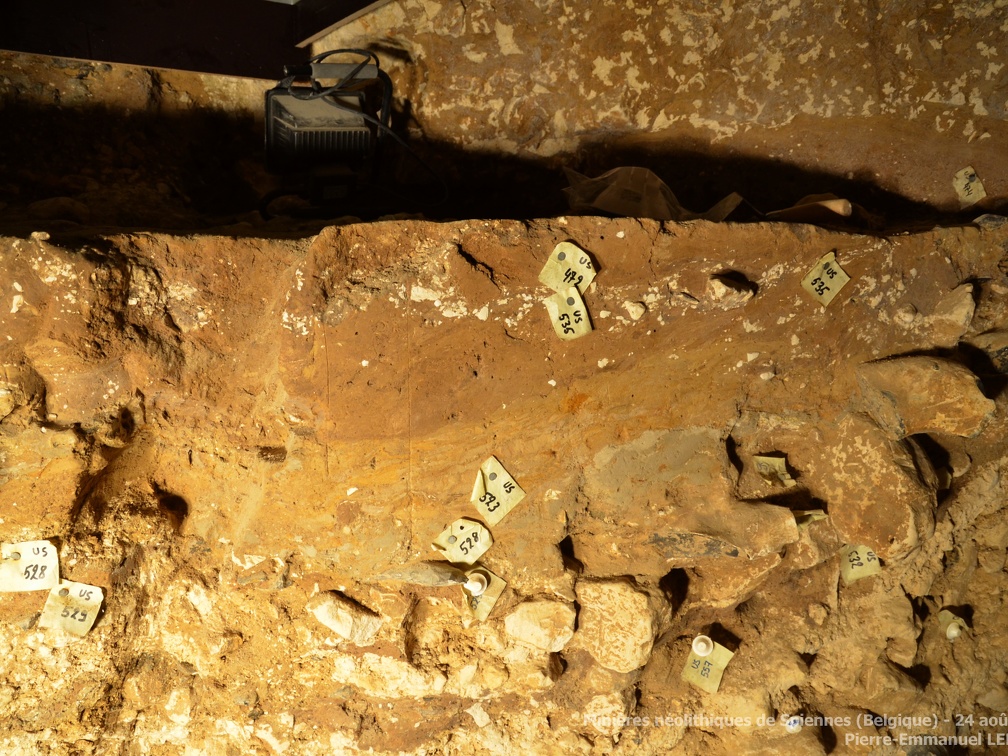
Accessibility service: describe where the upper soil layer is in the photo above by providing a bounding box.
[1,0,1006,226]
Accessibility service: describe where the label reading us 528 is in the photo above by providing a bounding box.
[0,540,59,592]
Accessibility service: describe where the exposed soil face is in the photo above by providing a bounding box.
[2,216,1008,754]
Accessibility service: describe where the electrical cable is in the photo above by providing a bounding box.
[277,50,448,208]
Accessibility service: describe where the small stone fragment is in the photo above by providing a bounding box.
[306,592,382,646]
[813,414,935,559]
[622,300,646,320]
[582,690,635,736]
[27,196,91,224]
[977,686,1008,712]
[969,329,1008,372]
[0,388,14,420]
[573,579,666,673]
[949,449,972,478]
[856,356,996,438]
[926,284,975,347]
[705,274,754,309]
[503,600,576,652]
[466,703,491,727]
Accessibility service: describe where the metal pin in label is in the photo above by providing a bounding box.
[464,567,506,621]
[432,518,493,565]
[953,166,986,209]
[938,609,968,641]
[471,456,526,526]
[538,241,597,294]
[681,637,734,693]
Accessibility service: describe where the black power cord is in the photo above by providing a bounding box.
[261,49,447,220]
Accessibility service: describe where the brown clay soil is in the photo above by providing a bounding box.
[2,2,1008,754]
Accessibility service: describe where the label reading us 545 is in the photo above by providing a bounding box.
[432,518,493,565]
[0,540,59,592]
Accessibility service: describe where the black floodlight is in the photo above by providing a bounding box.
[265,49,392,174]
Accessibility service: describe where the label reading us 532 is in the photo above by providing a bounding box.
[0,540,60,592]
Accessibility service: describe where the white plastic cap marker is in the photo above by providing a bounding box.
[463,571,489,597]
[784,715,803,734]
[938,609,968,642]
[691,634,714,657]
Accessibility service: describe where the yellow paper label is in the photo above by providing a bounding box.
[681,642,734,693]
[432,518,493,565]
[801,251,850,308]
[840,544,881,585]
[953,166,986,209]
[465,568,506,621]
[752,454,797,488]
[0,540,59,592]
[794,509,828,527]
[544,287,592,340]
[538,242,597,294]
[471,456,526,526]
[39,580,104,636]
